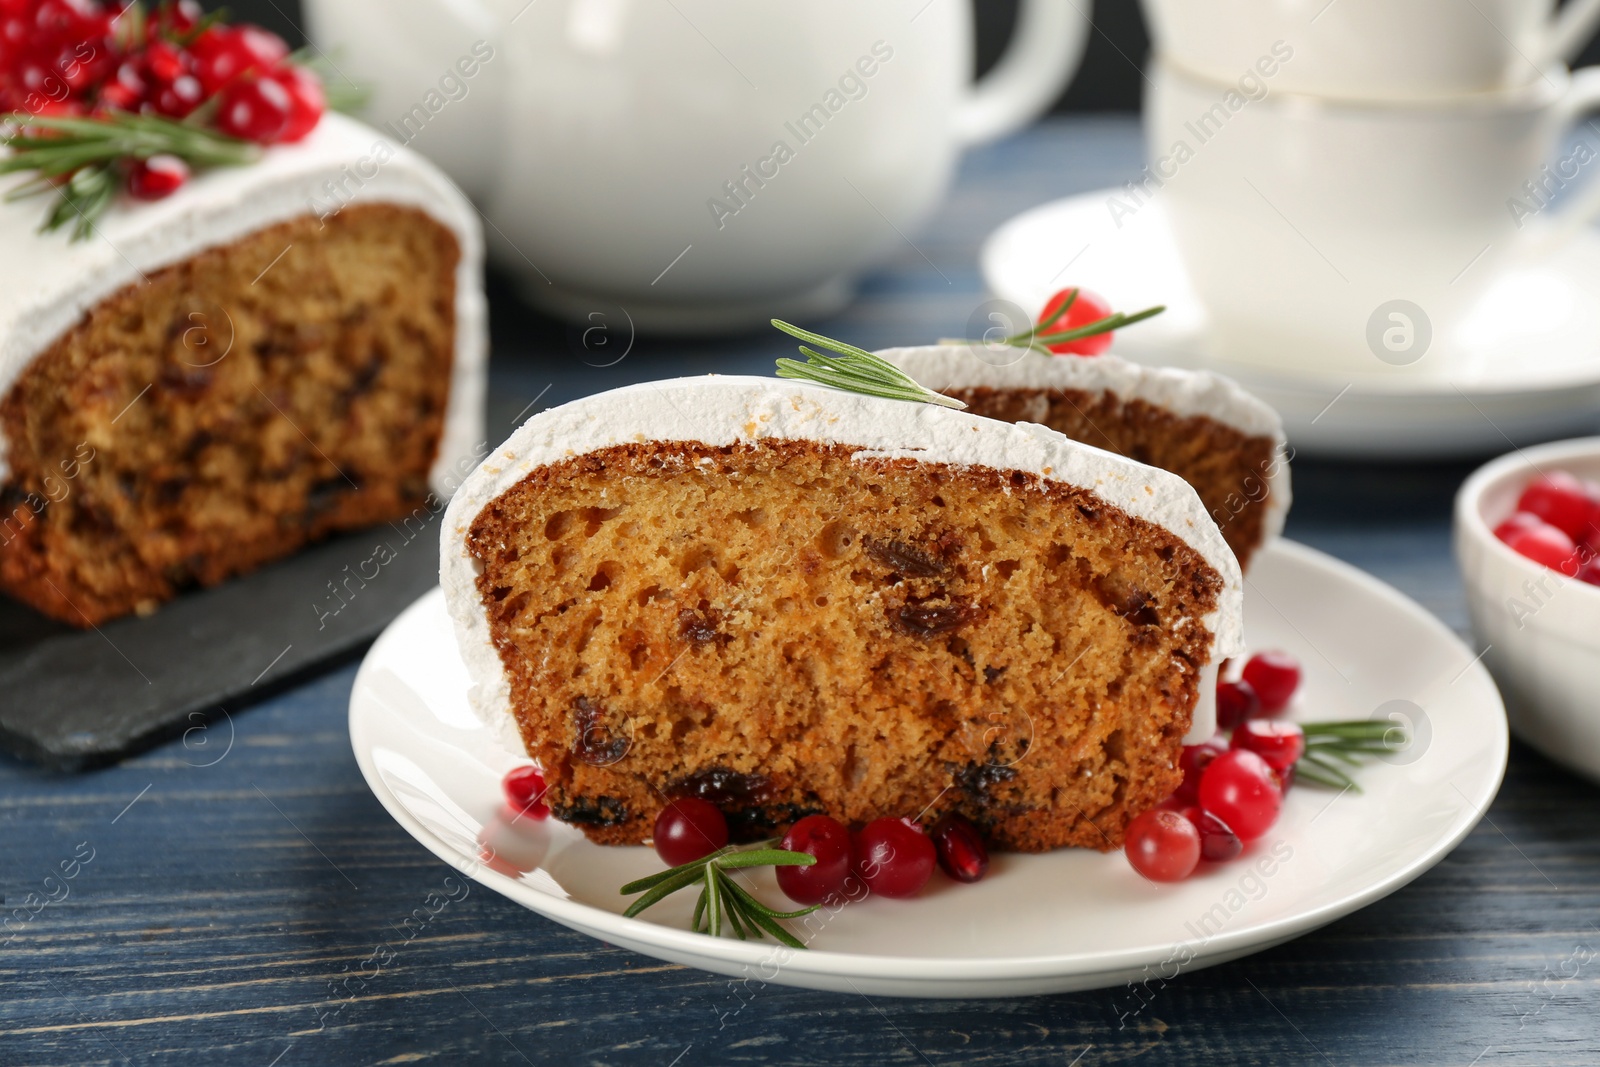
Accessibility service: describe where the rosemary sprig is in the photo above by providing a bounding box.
[936,288,1166,357]
[621,843,820,948]
[772,319,967,409]
[36,163,118,241]
[1,112,256,239]
[1000,289,1167,356]
[1023,305,1166,350]
[1292,719,1409,792]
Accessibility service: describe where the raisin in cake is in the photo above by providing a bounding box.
[0,113,486,626]
[442,377,1244,853]
[878,346,1289,569]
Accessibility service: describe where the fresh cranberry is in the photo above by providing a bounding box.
[1231,719,1305,772]
[776,814,853,905]
[152,72,203,116]
[501,765,549,820]
[852,818,935,899]
[215,73,291,142]
[1216,678,1261,730]
[126,153,188,198]
[143,38,185,83]
[1174,739,1225,805]
[157,0,203,34]
[32,0,88,36]
[1036,287,1117,356]
[1493,511,1546,542]
[1198,749,1282,842]
[652,798,728,867]
[1576,555,1600,587]
[191,24,288,94]
[1124,808,1200,882]
[1241,650,1301,713]
[1179,805,1242,863]
[929,814,989,884]
[1517,471,1593,541]
[98,58,147,111]
[267,64,325,141]
[1503,521,1581,576]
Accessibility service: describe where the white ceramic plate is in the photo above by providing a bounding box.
[349,540,1507,998]
[979,191,1600,459]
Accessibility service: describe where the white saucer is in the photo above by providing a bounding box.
[980,191,1600,458]
[348,540,1506,998]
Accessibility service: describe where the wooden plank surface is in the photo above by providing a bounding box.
[4,118,1599,1067]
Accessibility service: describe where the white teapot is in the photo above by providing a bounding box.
[306,0,1089,331]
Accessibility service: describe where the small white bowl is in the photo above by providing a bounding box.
[1455,437,1600,784]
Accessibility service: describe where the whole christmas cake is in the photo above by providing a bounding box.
[0,6,484,625]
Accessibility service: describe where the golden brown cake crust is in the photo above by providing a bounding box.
[945,386,1278,569]
[467,439,1224,853]
[0,204,458,626]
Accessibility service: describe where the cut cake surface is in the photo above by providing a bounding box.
[443,377,1244,853]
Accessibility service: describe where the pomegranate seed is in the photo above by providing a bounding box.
[1198,749,1282,842]
[1174,739,1225,805]
[126,153,188,198]
[1503,521,1581,576]
[1036,287,1116,356]
[1231,719,1305,772]
[929,813,989,884]
[1179,805,1242,863]
[1216,678,1261,730]
[267,64,325,142]
[652,798,728,867]
[852,818,935,898]
[500,765,549,819]
[1517,471,1593,541]
[1124,808,1200,882]
[1241,650,1301,712]
[776,814,853,905]
[215,73,291,143]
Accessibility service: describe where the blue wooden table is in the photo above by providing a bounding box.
[4,118,1598,1067]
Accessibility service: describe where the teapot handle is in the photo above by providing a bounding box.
[1551,0,1600,63]
[953,0,1091,146]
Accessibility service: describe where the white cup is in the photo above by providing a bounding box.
[1142,59,1600,381]
[307,0,1090,333]
[1141,0,1600,101]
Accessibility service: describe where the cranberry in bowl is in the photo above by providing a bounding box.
[1454,437,1600,784]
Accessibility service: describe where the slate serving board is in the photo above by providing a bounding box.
[0,509,443,770]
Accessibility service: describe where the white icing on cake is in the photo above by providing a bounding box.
[877,345,1292,551]
[0,112,486,495]
[440,376,1243,749]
